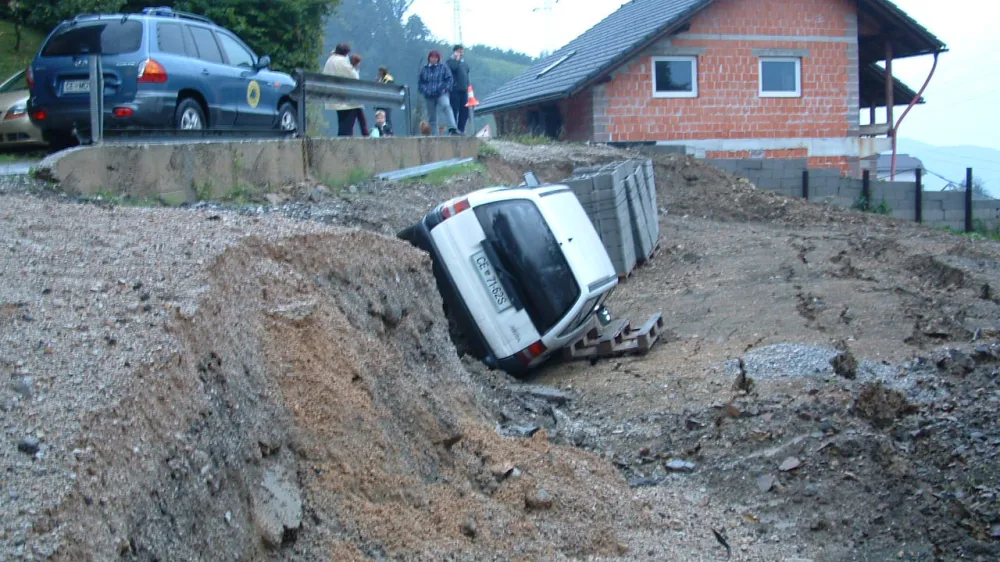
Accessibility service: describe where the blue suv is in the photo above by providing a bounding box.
[27,7,298,148]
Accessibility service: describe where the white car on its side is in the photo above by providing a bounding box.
[399,183,617,375]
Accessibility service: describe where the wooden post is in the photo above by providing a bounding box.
[802,169,809,200]
[862,169,871,206]
[914,168,923,223]
[885,41,894,132]
[966,167,974,233]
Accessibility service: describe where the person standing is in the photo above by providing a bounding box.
[322,43,363,136]
[375,66,395,130]
[418,50,460,136]
[446,45,471,134]
[349,53,369,136]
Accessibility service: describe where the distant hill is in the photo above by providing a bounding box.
[322,0,533,135]
[892,139,1000,198]
[0,20,44,80]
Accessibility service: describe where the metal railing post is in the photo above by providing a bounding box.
[296,70,307,137]
[88,54,104,144]
[965,167,974,233]
[914,168,922,223]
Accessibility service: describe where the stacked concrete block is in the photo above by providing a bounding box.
[562,164,636,277]
[560,159,661,278]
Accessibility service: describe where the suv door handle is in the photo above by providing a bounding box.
[201,69,210,75]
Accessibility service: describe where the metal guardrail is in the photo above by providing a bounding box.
[291,70,412,137]
[75,62,413,145]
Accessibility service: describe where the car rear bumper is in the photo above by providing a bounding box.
[412,216,531,376]
[29,91,175,132]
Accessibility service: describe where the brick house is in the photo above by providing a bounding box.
[476,0,946,174]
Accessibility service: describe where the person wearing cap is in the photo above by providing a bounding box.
[418,50,461,136]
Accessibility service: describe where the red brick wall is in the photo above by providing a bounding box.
[602,0,856,153]
[494,90,593,141]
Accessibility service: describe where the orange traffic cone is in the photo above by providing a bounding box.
[466,84,480,108]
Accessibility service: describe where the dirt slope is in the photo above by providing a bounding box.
[2,140,999,561]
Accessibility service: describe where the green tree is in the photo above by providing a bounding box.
[10,0,337,73]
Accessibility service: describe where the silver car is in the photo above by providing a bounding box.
[0,70,45,148]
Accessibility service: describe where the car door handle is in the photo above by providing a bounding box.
[201,69,210,75]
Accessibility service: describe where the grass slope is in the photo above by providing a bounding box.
[0,20,44,80]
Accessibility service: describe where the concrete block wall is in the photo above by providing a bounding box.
[704,157,1000,231]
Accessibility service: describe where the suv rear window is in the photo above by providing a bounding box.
[41,20,143,57]
[475,199,581,334]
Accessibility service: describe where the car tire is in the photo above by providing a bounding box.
[277,102,297,133]
[174,98,206,130]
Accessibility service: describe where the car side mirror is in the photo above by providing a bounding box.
[256,55,271,70]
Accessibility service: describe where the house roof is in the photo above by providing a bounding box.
[477,0,709,113]
[876,153,923,173]
[478,0,946,115]
[860,63,924,108]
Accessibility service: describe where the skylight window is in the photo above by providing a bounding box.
[537,51,576,78]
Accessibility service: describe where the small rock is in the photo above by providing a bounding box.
[264,193,284,206]
[499,424,540,438]
[18,438,40,455]
[517,385,572,405]
[830,341,858,379]
[461,515,477,538]
[10,376,33,399]
[524,487,554,510]
[779,457,801,472]
[990,524,1000,538]
[933,348,974,376]
[665,459,696,472]
[628,476,662,488]
[757,474,776,493]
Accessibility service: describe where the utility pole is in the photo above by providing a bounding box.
[453,0,463,45]
[533,0,557,54]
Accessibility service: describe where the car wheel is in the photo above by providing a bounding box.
[174,98,206,130]
[277,102,297,132]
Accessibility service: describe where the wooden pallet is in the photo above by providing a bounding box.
[562,312,665,360]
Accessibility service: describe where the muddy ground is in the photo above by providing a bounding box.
[1,140,998,561]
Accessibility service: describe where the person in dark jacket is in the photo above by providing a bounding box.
[446,44,471,134]
[418,50,460,136]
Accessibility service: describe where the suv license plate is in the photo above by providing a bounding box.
[471,250,513,313]
[62,80,90,94]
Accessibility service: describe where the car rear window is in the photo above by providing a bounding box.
[41,20,143,57]
[474,199,581,334]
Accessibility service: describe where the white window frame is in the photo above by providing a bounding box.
[651,56,698,99]
[759,57,802,98]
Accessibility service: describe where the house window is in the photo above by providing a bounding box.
[759,57,801,97]
[652,56,697,98]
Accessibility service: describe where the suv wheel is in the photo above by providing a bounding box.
[175,98,206,130]
[277,102,297,132]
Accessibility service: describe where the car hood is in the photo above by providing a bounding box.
[0,91,28,113]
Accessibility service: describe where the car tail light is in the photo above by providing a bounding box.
[137,59,167,83]
[515,340,548,365]
[440,198,470,220]
[26,67,34,89]
[112,107,134,118]
[31,109,47,121]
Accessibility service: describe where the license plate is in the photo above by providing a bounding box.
[471,250,512,312]
[62,80,90,94]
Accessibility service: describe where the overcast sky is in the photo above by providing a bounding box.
[408,0,1000,164]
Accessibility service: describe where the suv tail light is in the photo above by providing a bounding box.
[515,341,547,365]
[26,67,34,89]
[138,59,167,83]
[440,198,470,220]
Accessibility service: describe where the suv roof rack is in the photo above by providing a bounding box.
[141,6,215,25]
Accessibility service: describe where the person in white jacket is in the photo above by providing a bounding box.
[322,43,363,136]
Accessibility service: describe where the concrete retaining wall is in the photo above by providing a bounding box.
[37,137,481,203]
[707,157,1000,231]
